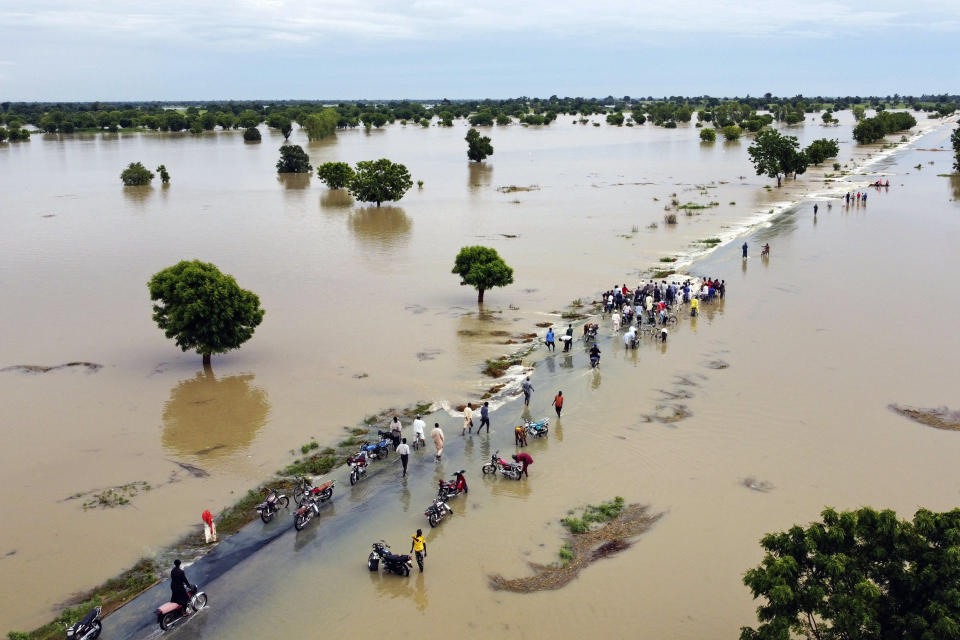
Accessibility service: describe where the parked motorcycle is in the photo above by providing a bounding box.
[155,585,207,630]
[292,474,314,506]
[360,438,391,460]
[293,480,335,531]
[523,418,550,438]
[65,606,101,640]
[255,487,290,523]
[368,541,413,576]
[437,470,468,501]
[481,450,523,480]
[347,451,369,485]
[425,496,453,527]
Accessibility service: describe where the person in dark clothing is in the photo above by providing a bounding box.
[478,402,490,433]
[742,242,748,259]
[170,559,192,612]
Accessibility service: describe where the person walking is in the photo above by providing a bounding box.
[397,438,410,477]
[813,203,818,215]
[430,423,444,462]
[412,415,426,448]
[521,377,534,406]
[478,401,490,433]
[545,327,555,352]
[514,424,528,447]
[462,403,474,435]
[563,324,574,352]
[553,391,564,418]
[612,311,621,333]
[410,529,427,572]
[512,452,533,477]
[390,416,402,449]
[742,242,748,259]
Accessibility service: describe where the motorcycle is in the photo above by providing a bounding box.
[255,487,290,523]
[293,480,335,531]
[347,451,369,485]
[481,450,523,480]
[437,470,468,501]
[425,496,453,527]
[589,346,601,368]
[155,585,207,631]
[65,606,101,640]
[523,418,550,438]
[360,437,391,460]
[582,322,599,341]
[368,541,413,576]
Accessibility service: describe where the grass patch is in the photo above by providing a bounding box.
[889,404,960,431]
[659,257,677,263]
[698,237,722,246]
[300,440,320,454]
[497,185,540,193]
[677,201,719,210]
[663,213,677,224]
[483,356,522,378]
[650,269,675,279]
[281,452,340,477]
[558,543,574,566]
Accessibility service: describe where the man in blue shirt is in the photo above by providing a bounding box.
[478,401,490,433]
[545,328,555,352]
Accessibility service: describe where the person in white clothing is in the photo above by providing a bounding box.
[612,311,621,333]
[396,438,411,476]
[412,416,426,448]
[462,403,474,435]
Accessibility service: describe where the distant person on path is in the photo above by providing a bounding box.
[512,452,533,477]
[515,424,527,447]
[462,403,474,435]
[761,243,770,257]
[410,529,427,572]
[478,401,490,433]
[742,242,748,259]
[553,391,564,417]
[522,377,534,406]
[545,328,555,352]
[430,423,444,462]
[412,415,426,448]
[397,438,410,476]
[813,203,818,215]
[845,192,851,204]
[862,192,867,203]
[612,311,620,333]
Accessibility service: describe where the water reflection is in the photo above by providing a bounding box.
[277,173,311,190]
[320,189,354,209]
[468,162,493,191]
[122,185,153,210]
[349,206,412,249]
[413,573,428,612]
[161,370,270,463]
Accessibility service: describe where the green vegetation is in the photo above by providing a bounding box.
[721,125,741,141]
[303,108,339,141]
[606,112,625,126]
[119,161,154,186]
[148,260,265,366]
[276,145,312,174]
[650,269,675,278]
[316,161,355,189]
[561,497,626,533]
[804,138,840,165]
[852,111,917,144]
[452,246,515,304]
[699,237,722,246]
[156,164,170,184]
[664,213,678,224]
[852,105,866,121]
[281,450,339,476]
[678,202,719,210]
[558,542,574,566]
[242,126,261,141]
[748,129,808,187]
[659,256,677,262]
[482,355,522,378]
[300,440,320,454]
[466,128,494,162]
[741,506,960,640]
[952,125,960,172]
[347,158,413,206]
[699,127,716,142]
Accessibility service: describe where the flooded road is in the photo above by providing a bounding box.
[0,111,955,632]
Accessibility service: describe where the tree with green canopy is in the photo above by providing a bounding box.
[347,158,413,206]
[276,145,311,174]
[953,125,960,172]
[120,162,154,186]
[466,128,494,162]
[748,129,802,187]
[722,125,742,141]
[699,128,716,142]
[243,127,261,142]
[148,260,265,366]
[316,161,355,189]
[804,138,839,165]
[741,506,960,640]
[156,164,171,184]
[303,109,339,141]
[452,246,514,304]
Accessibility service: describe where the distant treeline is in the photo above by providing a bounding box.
[0,94,956,135]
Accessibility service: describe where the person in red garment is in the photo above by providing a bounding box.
[512,452,533,477]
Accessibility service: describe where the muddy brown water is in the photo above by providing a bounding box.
[0,111,956,634]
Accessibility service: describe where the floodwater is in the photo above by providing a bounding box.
[0,110,956,633]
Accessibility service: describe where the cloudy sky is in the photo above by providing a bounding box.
[0,0,957,100]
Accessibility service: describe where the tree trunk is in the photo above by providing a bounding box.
[477,288,485,304]
[202,353,211,367]
[376,201,381,207]
[777,175,782,187]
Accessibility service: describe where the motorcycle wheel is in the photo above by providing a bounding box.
[260,509,273,524]
[160,612,177,630]
[404,566,410,576]
[278,496,290,509]
[481,463,495,475]
[321,488,333,501]
[350,468,359,485]
[367,554,379,571]
[90,621,102,640]
[428,513,439,528]
[192,593,208,611]
[512,469,522,480]
[294,512,310,531]
[293,487,305,506]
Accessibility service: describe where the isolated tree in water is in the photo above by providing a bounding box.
[804,138,839,166]
[452,246,514,304]
[316,162,355,189]
[952,125,960,172]
[347,158,413,206]
[276,145,312,174]
[748,129,801,187]
[120,162,154,186]
[741,506,960,640]
[148,260,265,366]
[466,128,494,162]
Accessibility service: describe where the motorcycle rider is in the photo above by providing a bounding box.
[589,342,601,366]
[410,529,427,572]
[170,559,192,616]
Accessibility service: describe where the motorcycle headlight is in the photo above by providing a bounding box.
[66,630,74,637]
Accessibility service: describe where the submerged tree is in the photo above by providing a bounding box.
[466,128,494,162]
[347,158,413,206]
[742,506,960,640]
[951,125,960,173]
[276,145,312,174]
[148,260,265,366]
[304,109,339,141]
[699,128,717,142]
[452,246,514,304]
[120,162,154,186]
[748,129,803,187]
[316,161,355,189]
[156,164,171,184]
[804,138,839,166]
[243,127,261,142]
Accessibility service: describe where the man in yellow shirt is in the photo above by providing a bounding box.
[410,529,427,572]
[690,297,700,317]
